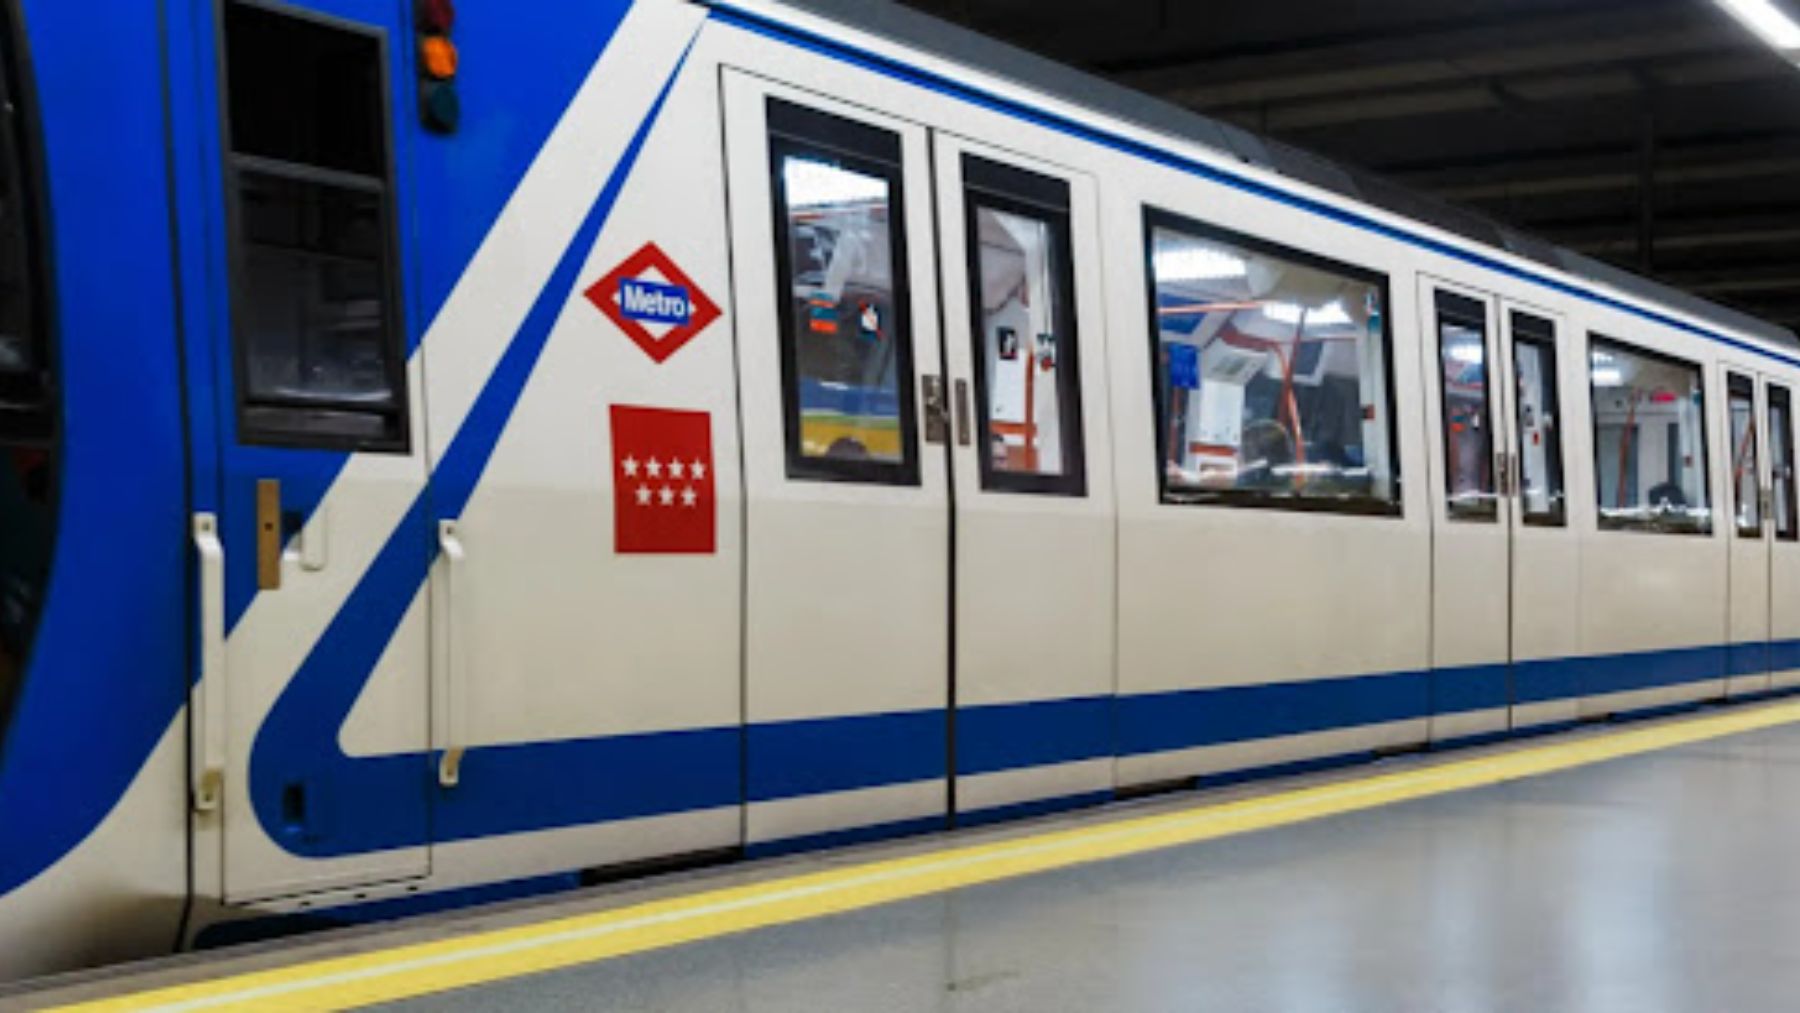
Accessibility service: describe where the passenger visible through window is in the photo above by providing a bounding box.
[964,156,1084,496]
[223,2,406,449]
[1145,210,1398,512]
[1511,312,1565,525]
[1589,336,1710,534]
[767,98,918,485]
[1435,292,1495,520]
[1771,385,1797,541]
[1728,373,1761,538]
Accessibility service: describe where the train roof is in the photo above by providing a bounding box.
[746,0,1800,350]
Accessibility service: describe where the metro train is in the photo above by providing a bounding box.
[4,0,1800,982]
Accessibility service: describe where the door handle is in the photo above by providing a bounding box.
[192,513,227,813]
[921,375,949,445]
[435,520,466,788]
[954,379,972,447]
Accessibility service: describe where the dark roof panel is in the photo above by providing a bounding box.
[742,0,1800,349]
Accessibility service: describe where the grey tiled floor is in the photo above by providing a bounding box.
[376,722,1800,1012]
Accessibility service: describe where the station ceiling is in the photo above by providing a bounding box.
[896,0,1800,335]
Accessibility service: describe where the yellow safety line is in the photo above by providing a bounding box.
[52,698,1800,1012]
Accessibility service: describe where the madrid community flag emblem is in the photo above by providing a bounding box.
[611,405,715,555]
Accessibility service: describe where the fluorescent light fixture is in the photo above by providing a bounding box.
[1714,0,1800,55]
[1592,366,1625,387]
[1448,342,1485,365]
[1154,245,1248,282]
[783,157,888,210]
[1264,300,1352,327]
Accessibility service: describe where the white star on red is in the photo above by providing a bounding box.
[681,487,697,508]
[690,460,707,480]
[621,456,639,478]
[659,486,675,507]
[669,460,686,480]
[635,485,652,506]
[646,458,663,479]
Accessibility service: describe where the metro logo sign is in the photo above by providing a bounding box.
[586,243,721,364]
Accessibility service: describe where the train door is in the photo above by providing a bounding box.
[1422,280,1578,739]
[931,138,1116,818]
[1723,367,1773,696]
[192,0,432,902]
[1766,381,1800,690]
[722,74,952,845]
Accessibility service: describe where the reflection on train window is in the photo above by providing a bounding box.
[1435,292,1494,520]
[1728,373,1761,538]
[767,98,918,485]
[1144,209,1398,514]
[1510,313,1565,526]
[223,2,407,450]
[1771,385,1797,541]
[1589,336,1710,534]
[963,155,1084,496]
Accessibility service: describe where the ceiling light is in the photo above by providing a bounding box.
[1714,0,1800,57]
[1154,246,1248,282]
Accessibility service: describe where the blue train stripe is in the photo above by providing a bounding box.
[704,3,1800,370]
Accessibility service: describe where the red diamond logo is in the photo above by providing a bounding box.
[585,242,722,364]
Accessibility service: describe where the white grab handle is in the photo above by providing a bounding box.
[435,520,466,788]
[191,513,227,813]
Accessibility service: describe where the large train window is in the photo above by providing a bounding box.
[0,0,51,741]
[766,98,919,486]
[1771,384,1797,541]
[961,155,1084,496]
[1144,208,1400,515]
[1435,292,1495,521]
[220,1,407,451]
[1588,336,1710,535]
[1511,312,1565,526]
[1728,373,1761,538]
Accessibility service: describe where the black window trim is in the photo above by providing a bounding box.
[961,153,1087,498]
[1433,288,1498,523]
[1508,310,1567,529]
[1771,382,1798,542]
[766,96,921,487]
[1587,332,1713,537]
[1141,204,1403,519]
[216,0,412,454]
[0,0,51,447]
[1727,371,1763,540]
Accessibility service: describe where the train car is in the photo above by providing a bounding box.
[3,0,1800,981]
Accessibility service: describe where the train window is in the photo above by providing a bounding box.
[1728,373,1761,538]
[1144,208,1399,514]
[221,2,407,450]
[1771,385,1797,541]
[961,155,1085,496]
[1434,291,1495,521]
[1589,336,1710,535]
[0,0,51,744]
[766,98,919,485]
[1511,312,1566,526]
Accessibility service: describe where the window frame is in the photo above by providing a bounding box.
[1771,383,1798,542]
[1727,371,1762,540]
[1587,332,1712,537]
[1140,205,1403,518]
[0,0,52,447]
[216,0,412,453]
[766,97,921,487]
[1508,311,1567,528]
[1433,289,1497,523]
[961,154,1086,498]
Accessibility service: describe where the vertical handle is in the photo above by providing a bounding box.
[921,375,949,445]
[954,378,972,447]
[256,479,282,590]
[192,513,227,813]
[435,520,466,788]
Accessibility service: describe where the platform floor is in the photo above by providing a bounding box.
[23,699,1800,1012]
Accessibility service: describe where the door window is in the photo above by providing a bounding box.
[1589,336,1711,534]
[1771,384,1797,541]
[1728,373,1761,538]
[766,98,919,485]
[1144,209,1400,514]
[1510,312,1565,526]
[222,2,407,450]
[962,155,1084,496]
[1435,291,1495,521]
